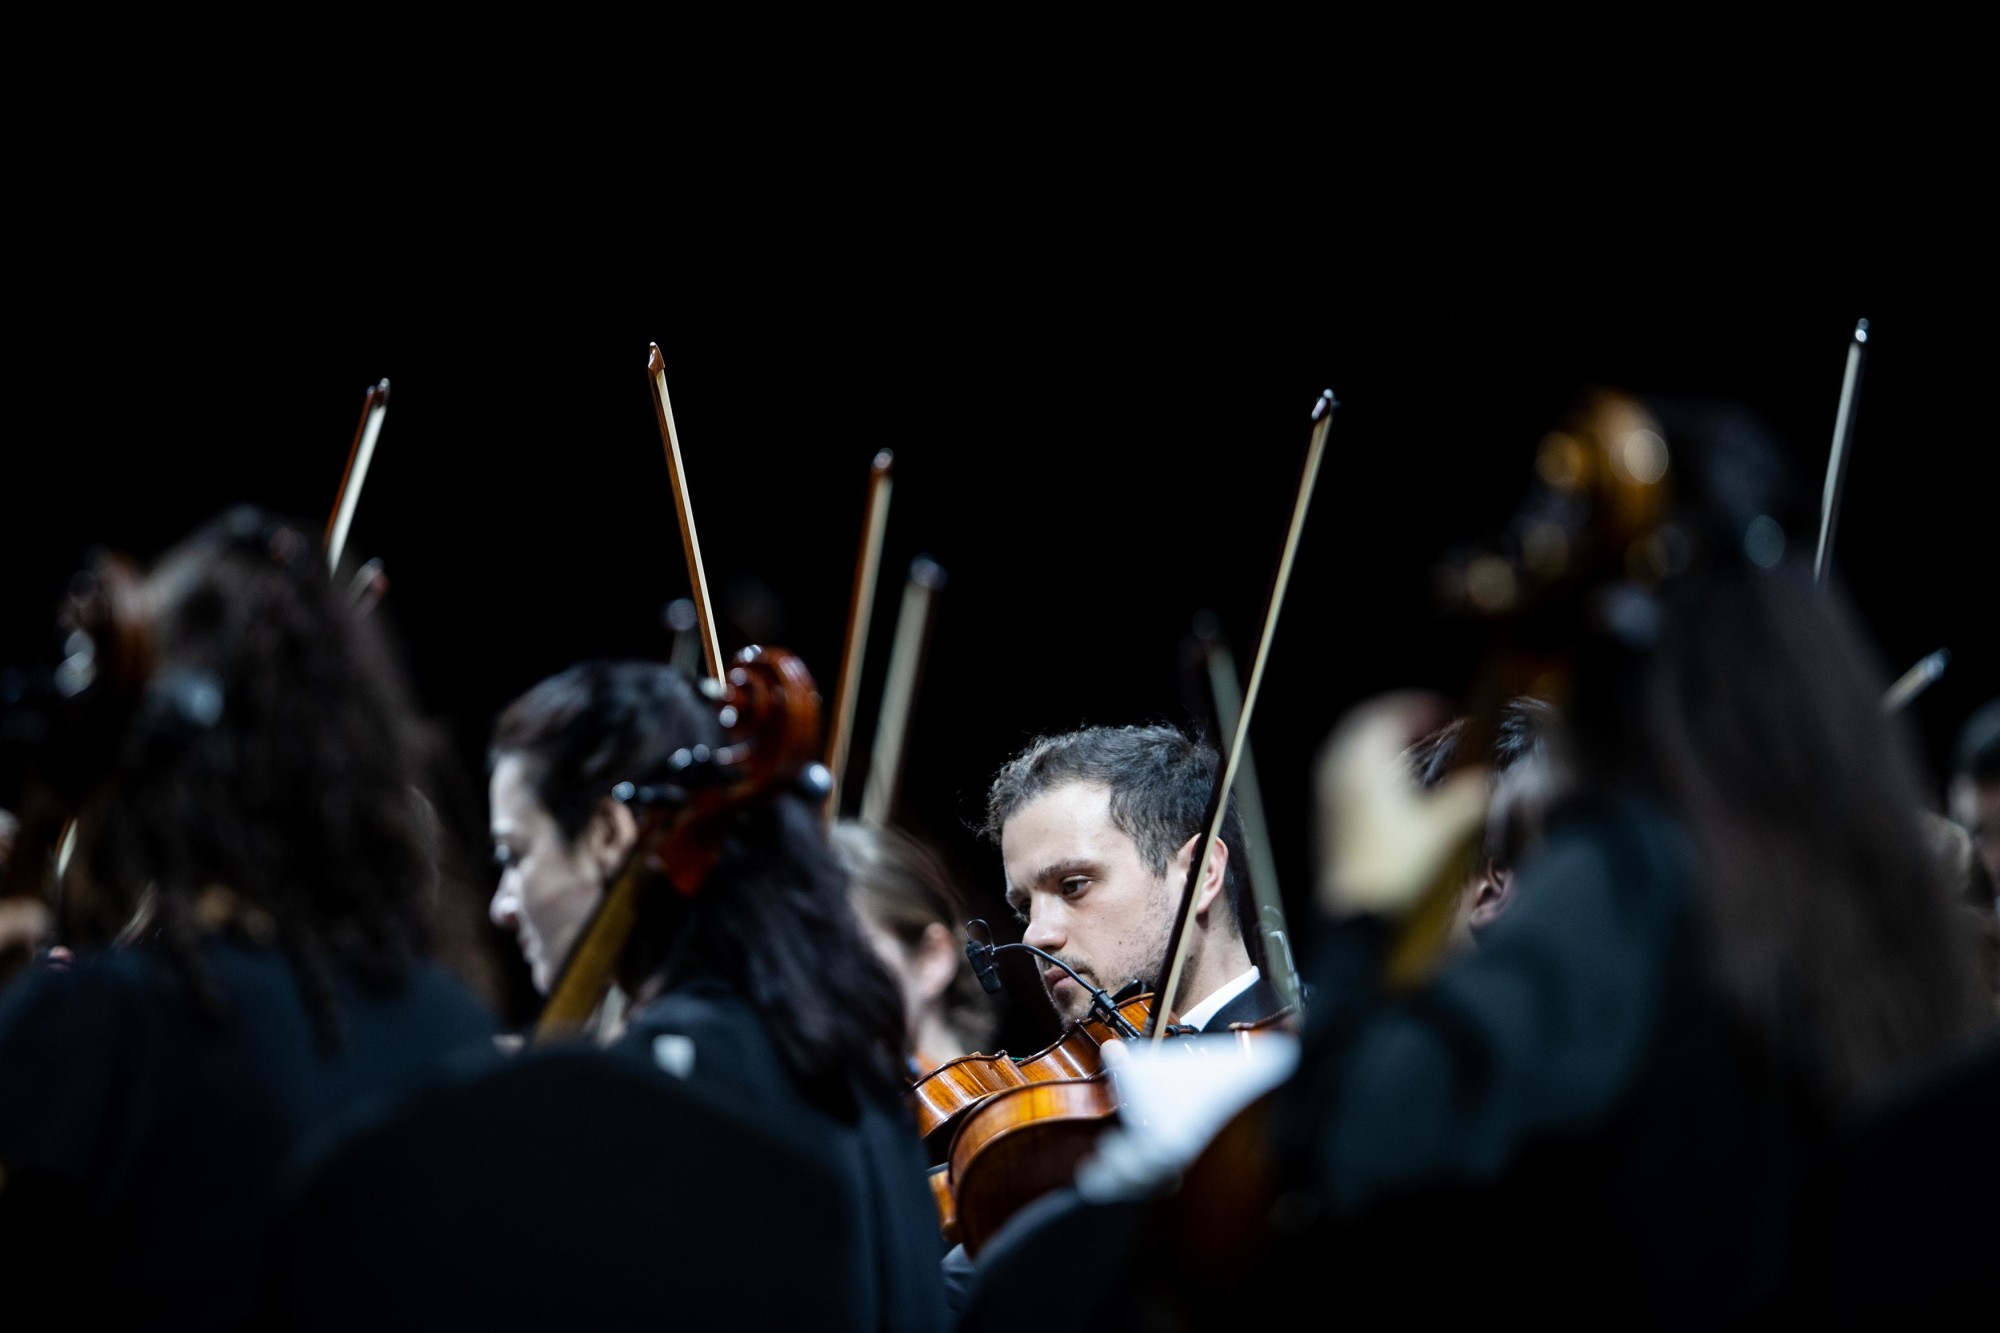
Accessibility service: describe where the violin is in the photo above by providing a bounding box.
[912,936,1308,1251]
[910,991,1153,1249]
[946,1069,1121,1254]
[940,1000,1305,1256]
[914,993,1154,1254]
[900,918,1161,1245]
[907,989,1155,1154]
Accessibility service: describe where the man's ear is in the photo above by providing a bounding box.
[1467,861,1514,932]
[583,796,641,880]
[1172,834,1232,924]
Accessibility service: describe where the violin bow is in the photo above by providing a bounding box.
[824,451,895,821]
[859,555,947,827]
[647,345,723,680]
[535,345,727,1042]
[662,598,707,676]
[1188,611,1303,1016]
[1149,390,1338,1043]
[1814,319,1869,585]
[325,379,390,574]
[1883,647,1949,712]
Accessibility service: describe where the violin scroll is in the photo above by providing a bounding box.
[633,645,828,896]
[533,645,826,1040]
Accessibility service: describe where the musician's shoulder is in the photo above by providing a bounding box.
[613,977,787,1095]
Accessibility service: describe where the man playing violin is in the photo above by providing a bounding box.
[981,722,1286,1035]
[937,722,1288,1317]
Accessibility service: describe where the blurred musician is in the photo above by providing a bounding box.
[0,506,497,1327]
[1949,697,2000,890]
[0,806,50,981]
[485,659,951,1331]
[833,817,998,1072]
[1258,395,1994,1326]
[1402,695,1558,952]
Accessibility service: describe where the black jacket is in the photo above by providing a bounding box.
[1198,973,1287,1032]
[0,940,496,1327]
[616,975,952,1333]
[1258,794,1813,1328]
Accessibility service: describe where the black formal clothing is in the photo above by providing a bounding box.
[0,939,496,1327]
[614,973,952,1333]
[1198,973,1286,1032]
[1253,792,1813,1328]
[262,1044,874,1332]
[1784,1028,2000,1326]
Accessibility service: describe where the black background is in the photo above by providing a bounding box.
[5,145,1991,1041]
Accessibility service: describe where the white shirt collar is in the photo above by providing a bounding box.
[1174,965,1261,1032]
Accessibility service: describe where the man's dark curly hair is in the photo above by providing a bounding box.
[74,506,441,1052]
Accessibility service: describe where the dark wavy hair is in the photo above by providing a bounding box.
[1565,396,1990,1112]
[980,723,1262,973]
[75,506,443,1052]
[489,660,909,1101]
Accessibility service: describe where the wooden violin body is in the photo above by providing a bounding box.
[935,1005,1299,1255]
[947,1072,1119,1256]
[907,992,1153,1155]
[903,993,1154,1249]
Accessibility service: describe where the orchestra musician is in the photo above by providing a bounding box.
[1243,394,1994,1326]
[1950,697,2000,890]
[833,817,999,1072]
[484,658,952,1331]
[0,505,497,1327]
[1402,695,1557,952]
[940,720,1289,1313]
[981,722,1288,1036]
[0,806,49,982]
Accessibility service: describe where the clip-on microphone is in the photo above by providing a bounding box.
[963,919,1144,1041]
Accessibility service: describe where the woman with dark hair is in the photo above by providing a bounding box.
[485,659,950,1332]
[833,818,1000,1073]
[0,505,497,1326]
